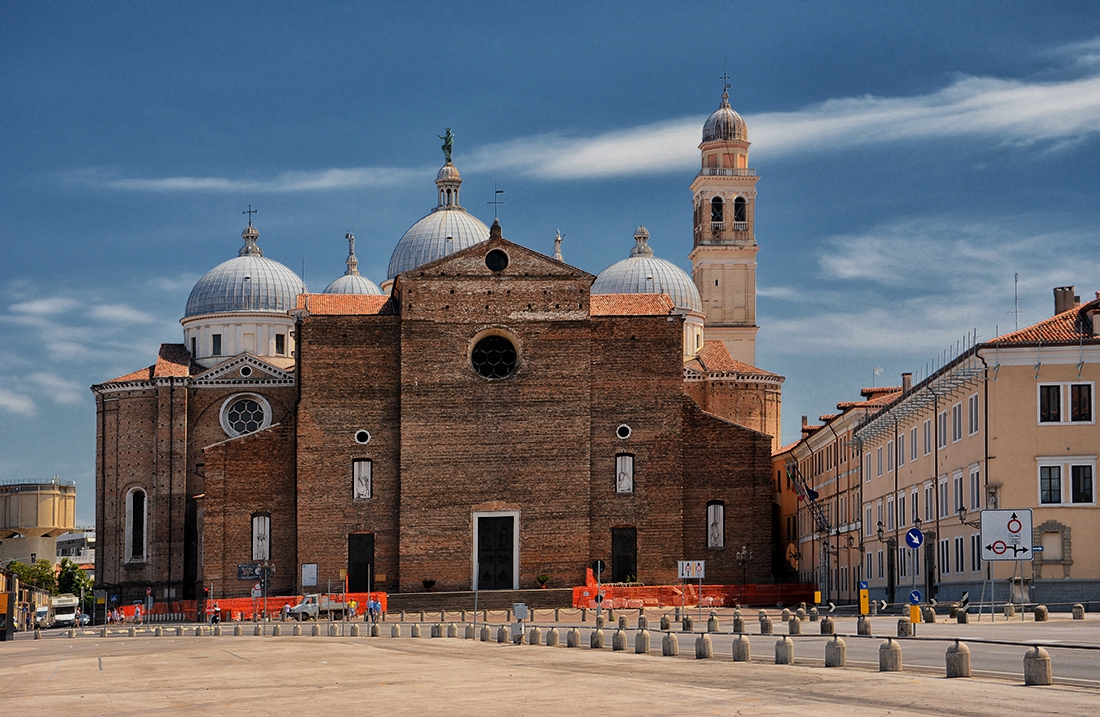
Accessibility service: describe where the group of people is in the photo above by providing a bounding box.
[345,597,383,622]
[105,606,142,625]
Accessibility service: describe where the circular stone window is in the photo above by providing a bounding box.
[616,424,632,440]
[485,249,509,272]
[471,334,517,379]
[239,365,253,377]
[219,394,272,438]
[354,430,371,445]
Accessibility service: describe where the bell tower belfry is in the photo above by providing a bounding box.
[688,83,760,365]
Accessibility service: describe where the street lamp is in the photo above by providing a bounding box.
[958,507,981,529]
[876,521,896,606]
[735,545,753,604]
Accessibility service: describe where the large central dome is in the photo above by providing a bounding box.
[591,226,702,313]
[386,159,490,280]
[185,225,306,317]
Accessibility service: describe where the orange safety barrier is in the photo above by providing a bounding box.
[572,582,815,609]
[109,592,388,622]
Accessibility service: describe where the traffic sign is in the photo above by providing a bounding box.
[959,591,970,610]
[678,561,705,579]
[859,581,868,590]
[145,587,152,597]
[251,584,262,598]
[591,560,606,576]
[905,528,924,549]
[827,601,836,613]
[909,590,922,605]
[981,509,1033,561]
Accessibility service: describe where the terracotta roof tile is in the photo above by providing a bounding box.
[296,294,393,315]
[694,341,779,375]
[773,440,801,456]
[590,293,675,316]
[861,386,901,398]
[153,343,190,378]
[105,365,153,383]
[991,299,1099,345]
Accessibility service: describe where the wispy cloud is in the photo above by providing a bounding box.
[88,303,159,323]
[78,166,429,193]
[0,387,35,415]
[27,372,86,404]
[10,297,81,315]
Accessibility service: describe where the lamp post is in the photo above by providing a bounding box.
[877,521,896,606]
[735,545,752,604]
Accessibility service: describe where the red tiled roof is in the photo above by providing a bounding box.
[590,293,675,316]
[991,299,1099,345]
[153,344,190,378]
[861,386,901,398]
[296,294,392,315]
[105,366,153,383]
[818,413,839,422]
[693,341,779,375]
[773,440,801,456]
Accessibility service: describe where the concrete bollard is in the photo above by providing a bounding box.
[662,631,679,656]
[411,623,422,638]
[272,624,282,637]
[775,635,794,664]
[213,625,222,636]
[496,626,508,644]
[731,634,751,662]
[465,624,475,640]
[350,624,360,637]
[309,624,318,637]
[857,616,871,635]
[612,628,626,651]
[127,626,136,637]
[100,627,108,638]
[682,616,693,632]
[923,607,936,623]
[781,608,791,622]
[946,640,971,678]
[616,615,626,630]
[695,633,713,659]
[707,611,719,633]
[431,623,442,638]
[809,606,819,622]
[567,627,580,648]
[370,623,380,637]
[176,626,184,637]
[325,624,335,637]
[1073,603,1085,620]
[1003,603,1015,618]
[546,627,559,646]
[1024,646,1052,685]
[638,615,648,630]
[795,607,807,622]
[949,605,958,620]
[879,638,903,672]
[233,624,243,636]
[590,628,605,649]
[1035,605,1049,622]
[788,617,801,635]
[760,616,773,634]
[291,624,301,636]
[660,615,670,631]
[825,635,846,667]
[529,626,542,645]
[194,627,201,637]
[758,609,767,621]
[260,625,268,637]
[635,629,650,654]
[34,628,41,640]
[479,625,490,641]
[732,615,745,633]
[596,616,605,629]
[897,617,912,637]
[956,610,969,624]
[390,623,401,637]
[821,616,835,635]
[155,626,163,637]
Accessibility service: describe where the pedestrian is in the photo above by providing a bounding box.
[282,602,291,621]
[134,604,142,625]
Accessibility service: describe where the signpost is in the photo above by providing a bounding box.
[980,509,1033,620]
[678,560,705,622]
[858,581,869,615]
[592,560,606,622]
[904,528,924,622]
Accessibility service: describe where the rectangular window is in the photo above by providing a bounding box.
[939,539,949,575]
[898,493,906,528]
[954,536,964,574]
[897,434,905,467]
[190,337,196,356]
[876,500,883,529]
[937,411,948,449]
[707,502,725,548]
[877,550,884,579]
[212,333,222,356]
[1071,384,1093,422]
[1038,383,1096,424]
[952,403,963,442]
[971,534,981,572]
[887,441,894,472]
[923,419,932,455]
[924,483,934,522]
[616,454,634,494]
[953,473,964,512]
[353,459,372,499]
[899,547,908,578]
[939,478,948,518]
[1040,465,1061,504]
[865,553,872,581]
[1072,465,1094,504]
[865,453,872,482]
[1039,384,1061,422]
[275,333,286,355]
[970,468,981,513]
[876,447,883,477]
[968,393,980,435]
[865,504,872,536]
[251,514,270,561]
[911,489,919,524]
[886,496,895,530]
[911,427,918,461]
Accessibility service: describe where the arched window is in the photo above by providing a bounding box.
[710,197,724,223]
[616,454,634,494]
[125,488,147,562]
[707,501,725,548]
[252,514,270,561]
[733,196,747,223]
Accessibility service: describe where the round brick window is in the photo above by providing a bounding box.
[471,335,517,379]
[219,393,272,437]
[485,249,509,272]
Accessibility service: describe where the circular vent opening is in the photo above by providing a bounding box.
[616,424,632,440]
[354,430,371,445]
[240,365,253,377]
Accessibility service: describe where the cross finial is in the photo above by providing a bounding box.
[487,184,505,220]
[720,71,731,90]
[243,204,258,226]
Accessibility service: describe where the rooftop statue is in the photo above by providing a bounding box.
[437,128,454,163]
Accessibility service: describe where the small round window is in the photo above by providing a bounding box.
[485,249,509,272]
[355,430,371,445]
[219,394,271,438]
[617,424,632,439]
[471,335,517,379]
[240,366,253,377]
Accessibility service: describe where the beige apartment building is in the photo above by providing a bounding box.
[856,288,1100,607]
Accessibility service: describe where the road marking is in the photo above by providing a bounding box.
[98,657,103,671]
[222,650,251,662]
[47,659,65,681]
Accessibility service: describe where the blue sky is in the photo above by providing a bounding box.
[2,2,1099,525]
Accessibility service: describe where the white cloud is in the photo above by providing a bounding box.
[27,372,86,404]
[10,297,81,315]
[91,166,429,193]
[0,387,35,415]
[88,303,158,324]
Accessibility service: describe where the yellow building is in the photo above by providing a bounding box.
[856,287,1100,607]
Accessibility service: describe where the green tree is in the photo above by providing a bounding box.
[5,559,58,594]
[57,558,95,612]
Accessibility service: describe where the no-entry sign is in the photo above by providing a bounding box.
[980,509,1033,562]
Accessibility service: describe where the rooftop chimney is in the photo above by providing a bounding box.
[1053,286,1079,315]
[902,373,912,393]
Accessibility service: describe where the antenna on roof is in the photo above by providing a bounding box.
[1014,272,1020,331]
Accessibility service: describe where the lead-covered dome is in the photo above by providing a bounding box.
[386,158,490,280]
[591,226,702,312]
[702,88,747,143]
[185,225,306,317]
[324,232,382,295]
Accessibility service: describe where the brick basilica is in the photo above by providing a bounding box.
[93,89,785,602]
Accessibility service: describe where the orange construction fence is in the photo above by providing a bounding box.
[110,592,388,622]
[572,581,815,609]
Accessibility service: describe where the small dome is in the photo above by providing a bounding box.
[185,225,306,317]
[436,162,461,182]
[591,226,702,312]
[702,88,747,143]
[324,274,382,295]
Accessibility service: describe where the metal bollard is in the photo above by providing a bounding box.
[554,608,561,622]
[857,616,871,635]
[820,616,835,635]
[612,628,625,651]
[566,627,580,648]
[1023,646,1052,685]
[461,610,467,622]
[399,610,406,622]
[775,635,794,664]
[440,610,446,623]
[825,635,846,667]
[528,626,542,645]
[546,627,559,646]
[898,617,912,636]
[788,617,801,635]
[635,629,650,654]
[590,628,605,649]
[581,608,587,622]
[695,633,713,659]
[879,638,902,672]
[731,633,751,662]
[419,611,426,622]
[662,631,679,656]
[946,640,971,678]
[707,611,719,633]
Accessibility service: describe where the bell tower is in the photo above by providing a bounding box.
[688,83,760,365]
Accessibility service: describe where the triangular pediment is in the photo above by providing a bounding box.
[191,354,295,387]
[394,233,595,286]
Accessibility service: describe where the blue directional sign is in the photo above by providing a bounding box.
[909,589,922,605]
[859,581,868,590]
[905,528,925,549]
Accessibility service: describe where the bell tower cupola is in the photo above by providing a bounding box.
[689,80,760,365]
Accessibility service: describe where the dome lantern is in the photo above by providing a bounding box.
[323,232,382,295]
